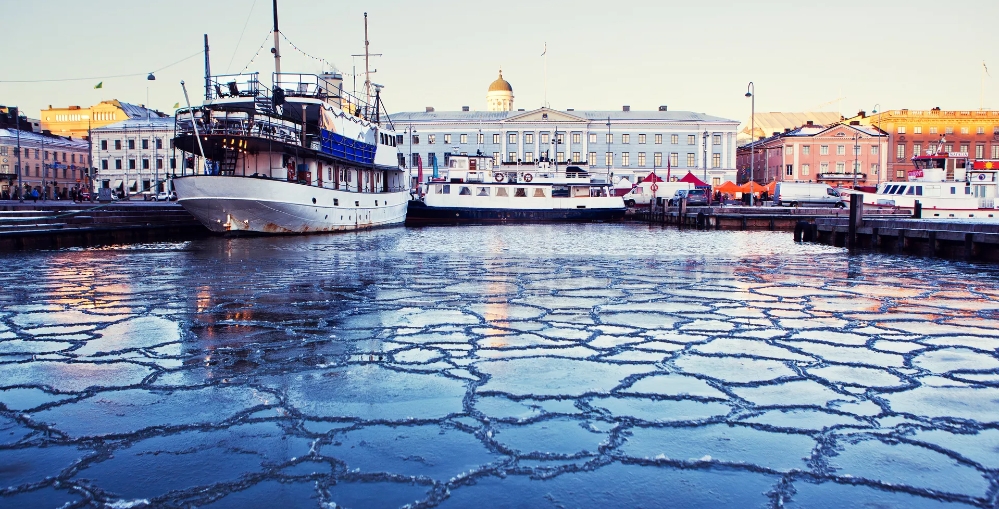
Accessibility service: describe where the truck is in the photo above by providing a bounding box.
[773,182,847,208]
[622,181,693,207]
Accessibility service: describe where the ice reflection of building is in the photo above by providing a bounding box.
[390,71,739,187]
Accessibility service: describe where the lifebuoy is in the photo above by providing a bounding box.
[523,173,533,182]
[494,172,505,182]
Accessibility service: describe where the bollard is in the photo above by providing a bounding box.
[913,200,922,219]
[794,220,808,242]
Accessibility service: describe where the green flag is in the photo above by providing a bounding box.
[173,102,180,109]
[94,82,103,89]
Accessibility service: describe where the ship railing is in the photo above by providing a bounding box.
[175,108,304,147]
[207,73,264,101]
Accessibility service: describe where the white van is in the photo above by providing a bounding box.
[773,182,847,208]
[623,181,693,207]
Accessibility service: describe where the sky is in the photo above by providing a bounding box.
[3,0,998,125]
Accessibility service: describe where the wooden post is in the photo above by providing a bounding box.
[848,193,863,249]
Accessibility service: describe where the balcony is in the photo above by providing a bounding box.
[817,172,866,180]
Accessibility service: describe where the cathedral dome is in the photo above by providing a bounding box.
[488,70,513,93]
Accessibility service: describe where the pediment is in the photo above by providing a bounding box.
[504,107,587,123]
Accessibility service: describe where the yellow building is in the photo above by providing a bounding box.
[40,100,164,139]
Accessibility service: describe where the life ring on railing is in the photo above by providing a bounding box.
[523,173,533,182]
[494,172,505,182]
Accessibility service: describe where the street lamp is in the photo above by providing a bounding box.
[872,103,882,186]
[852,133,860,190]
[745,82,755,206]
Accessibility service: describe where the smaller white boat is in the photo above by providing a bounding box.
[407,154,625,223]
[855,149,999,219]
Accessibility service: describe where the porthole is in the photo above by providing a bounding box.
[312,197,316,204]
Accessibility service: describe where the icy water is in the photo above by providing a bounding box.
[2,223,999,508]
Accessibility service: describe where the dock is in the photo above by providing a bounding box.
[0,201,209,250]
[812,216,999,262]
[634,205,910,231]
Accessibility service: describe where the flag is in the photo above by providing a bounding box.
[541,43,546,57]
[985,61,991,77]
[94,82,103,89]
[173,102,180,109]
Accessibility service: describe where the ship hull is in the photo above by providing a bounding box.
[406,200,626,224]
[174,176,408,234]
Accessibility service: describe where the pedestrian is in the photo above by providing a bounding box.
[31,188,39,203]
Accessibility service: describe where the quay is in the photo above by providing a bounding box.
[0,201,209,250]
[812,216,999,262]
[634,205,910,231]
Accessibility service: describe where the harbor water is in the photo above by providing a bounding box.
[1,224,998,508]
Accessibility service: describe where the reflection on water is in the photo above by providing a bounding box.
[1,224,998,508]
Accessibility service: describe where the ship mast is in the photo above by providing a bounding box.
[272,0,281,77]
[363,12,371,109]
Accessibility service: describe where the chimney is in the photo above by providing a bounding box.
[784,128,791,133]
[425,106,435,112]
[806,120,813,126]
[462,106,469,112]
[566,108,574,111]
[773,132,780,136]
[658,105,668,111]
[622,105,630,112]
[858,110,866,118]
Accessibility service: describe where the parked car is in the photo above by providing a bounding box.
[79,190,91,201]
[622,181,693,207]
[155,191,171,201]
[773,182,847,208]
[669,188,709,206]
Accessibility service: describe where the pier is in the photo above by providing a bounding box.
[635,205,910,231]
[812,216,999,262]
[0,202,209,250]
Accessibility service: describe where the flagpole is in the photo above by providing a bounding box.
[542,42,548,108]
[982,61,988,111]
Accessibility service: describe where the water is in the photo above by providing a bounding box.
[1,223,998,508]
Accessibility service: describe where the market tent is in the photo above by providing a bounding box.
[641,172,665,183]
[678,171,708,186]
[715,181,741,193]
[740,181,766,194]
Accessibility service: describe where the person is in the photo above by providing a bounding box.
[31,188,39,203]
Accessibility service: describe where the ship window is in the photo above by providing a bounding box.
[885,185,897,194]
[915,186,922,195]
[533,188,546,198]
[334,199,339,206]
[514,188,527,197]
[496,187,509,197]
[905,187,915,195]
[951,187,956,195]
[442,184,450,194]
[966,187,971,195]
[476,187,489,196]
[459,186,471,195]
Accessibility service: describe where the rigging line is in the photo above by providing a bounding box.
[0,50,203,84]
[279,32,336,72]
[240,31,274,74]
[225,0,259,73]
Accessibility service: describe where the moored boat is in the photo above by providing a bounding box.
[406,154,626,223]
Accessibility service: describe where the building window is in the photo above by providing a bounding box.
[896,170,905,179]
[802,145,810,155]
[588,152,597,165]
[961,126,969,134]
[652,134,661,144]
[871,163,879,174]
[930,127,938,134]
[945,127,953,134]
[508,133,517,144]
[102,159,109,170]
[572,151,580,162]
[508,151,517,162]
[897,126,905,134]
[141,139,149,149]
[605,152,613,166]
[853,145,861,156]
[837,145,845,155]
[913,126,922,134]
[712,153,721,168]
[802,163,810,175]
[100,140,108,150]
[557,133,564,144]
[897,144,906,159]
[820,162,829,173]
[836,162,845,173]
[412,135,420,145]
[493,134,500,144]
[958,144,968,154]
[713,134,721,145]
[638,152,646,166]
[785,164,793,176]
[525,152,534,163]
[460,134,468,144]
[687,135,695,145]
[670,134,678,144]
[556,151,565,161]
[870,145,879,155]
[128,139,135,150]
[686,153,695,167]
[521,133,532,144]
[946,144,953,152]
[535,132,546,145]
[572,133,581,144]
[785,145,794,155]
[669,152,678,167]
[115,159,122,170]
[910,143,921,156]
[993,145,999,159]
[142,158,149,170]
[638,134,646,144]
[156,158,163,170]
[493,152,500,165]
[606,134,613,144]
[170,157,177,169]
[427,134,435,144]
[621,134,630,144]
[477,133,484,144]
[156,138,163,149]
[438,134,447,144]
[589,133,597,143]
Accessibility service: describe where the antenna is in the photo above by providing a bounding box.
[271,0,281,77]
[351,13,383,109]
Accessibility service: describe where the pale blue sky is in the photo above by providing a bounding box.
[3,0,997,124]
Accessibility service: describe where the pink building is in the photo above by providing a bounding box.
[737,121,888,188]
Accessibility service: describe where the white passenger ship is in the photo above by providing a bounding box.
[857,150,999,219]
[171,8,407,234]
[407,154,626,223]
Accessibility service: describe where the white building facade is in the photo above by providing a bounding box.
[389,107,740,186]
[91,117,182,196]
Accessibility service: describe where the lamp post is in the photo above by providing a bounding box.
[702,129,708,183]
[15,108,22,202]
[872,103,882,186]
[745,82,754,206]
[852,133,860,190]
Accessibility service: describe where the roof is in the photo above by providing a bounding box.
[488,71,513,93]
[91,116,176,132]
[389,107,737,124]
[0,128,89,149]
[738,112,843,143]
[115,100,168,119]
[742,122,886,149]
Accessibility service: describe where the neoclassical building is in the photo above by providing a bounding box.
[390,73,739,186]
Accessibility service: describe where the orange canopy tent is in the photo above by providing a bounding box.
[739,181,767,194]
[715,181,741,193]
